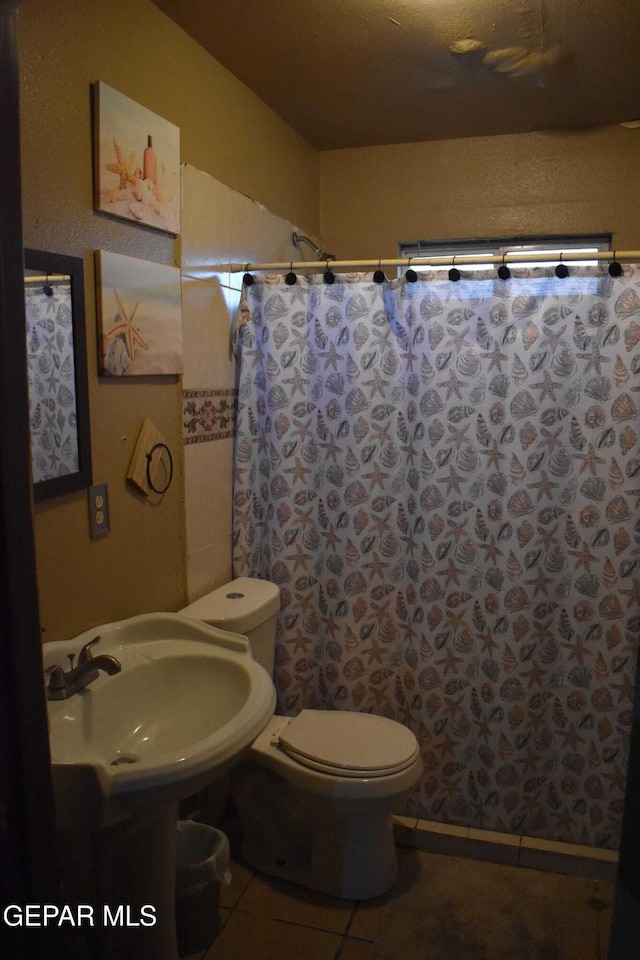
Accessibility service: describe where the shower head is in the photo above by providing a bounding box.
[292,233,335,262]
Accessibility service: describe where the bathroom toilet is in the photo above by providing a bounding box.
[180,577,423,900]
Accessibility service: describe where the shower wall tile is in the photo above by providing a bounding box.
[181,276,236,391]
[184,438,233,555]
[219,283,242,317]
[225,192,300,275]
[186,540,233,605]
[404,822,617,879]
[413,819,469,857]
[465,828,521,866]
[181,164,235,272]
[411,818,469,837]
[180,162,318,603]
[181,164,302,288]
[519,837,618,881]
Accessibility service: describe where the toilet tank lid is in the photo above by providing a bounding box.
[180,577,280,633]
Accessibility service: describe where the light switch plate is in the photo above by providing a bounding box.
[89,483,110,538]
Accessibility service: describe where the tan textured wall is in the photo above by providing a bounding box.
[319,127,640,258]
[19,0,319,642]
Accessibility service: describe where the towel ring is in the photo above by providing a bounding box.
[146,442,173,495]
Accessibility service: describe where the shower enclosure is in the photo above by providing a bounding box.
[233,264,640,849]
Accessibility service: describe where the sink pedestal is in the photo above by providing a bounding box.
[95,802,179,960]
[60,803,181,960]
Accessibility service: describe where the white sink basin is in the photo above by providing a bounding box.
[43,613,276,829]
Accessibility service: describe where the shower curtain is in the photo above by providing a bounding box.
[232,266,640,848]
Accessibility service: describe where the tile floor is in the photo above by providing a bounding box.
[183,844,614,960]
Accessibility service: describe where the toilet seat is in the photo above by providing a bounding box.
[274,710,420,778]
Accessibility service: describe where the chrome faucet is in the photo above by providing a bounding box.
[45,635,122,700]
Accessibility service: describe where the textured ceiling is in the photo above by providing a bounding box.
[152,0,640,150]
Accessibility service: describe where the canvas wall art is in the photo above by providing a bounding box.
[93,81,180,235]
[96,250,183,376]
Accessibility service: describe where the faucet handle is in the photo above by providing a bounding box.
[78,635,102,666]
[45,664,66,691]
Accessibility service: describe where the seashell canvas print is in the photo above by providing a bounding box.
[93,82,180,235]
[96,250,183,376]
[233,265,640,850]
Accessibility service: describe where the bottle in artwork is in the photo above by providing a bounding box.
[143,135,157,184]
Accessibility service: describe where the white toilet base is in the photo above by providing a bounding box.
[233,762,401,899]
[241,810,398,900]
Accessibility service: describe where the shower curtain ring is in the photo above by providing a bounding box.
[609,251,623,278]
[285,261,297,285]
[406,256,418,283]
[555,252,569,279]
[374,258,386,284]
[324,259,336,284]
[449,256,461,282]
[498,253,511,281]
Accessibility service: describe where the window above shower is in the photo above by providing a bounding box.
[398,233,611,274]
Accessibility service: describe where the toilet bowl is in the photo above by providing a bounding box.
[180,577,423,899]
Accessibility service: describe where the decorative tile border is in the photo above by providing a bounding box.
[183,388,238,444]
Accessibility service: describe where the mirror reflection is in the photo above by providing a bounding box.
[24,249,92,501]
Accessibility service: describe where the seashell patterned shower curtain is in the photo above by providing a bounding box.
[233,267,640,848]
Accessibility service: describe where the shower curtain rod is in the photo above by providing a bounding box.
[219,249,640,274]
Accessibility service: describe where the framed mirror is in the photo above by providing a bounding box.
[24,249,92,502]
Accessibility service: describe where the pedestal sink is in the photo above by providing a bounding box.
[43,613,276,960]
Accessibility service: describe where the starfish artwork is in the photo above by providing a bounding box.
[105,137,138,189]
[96,250,183,376]
[106,288,148,360]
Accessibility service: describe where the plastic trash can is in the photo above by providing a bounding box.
[175,820,232,956]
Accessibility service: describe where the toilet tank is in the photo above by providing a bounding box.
[180,577,280,677]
